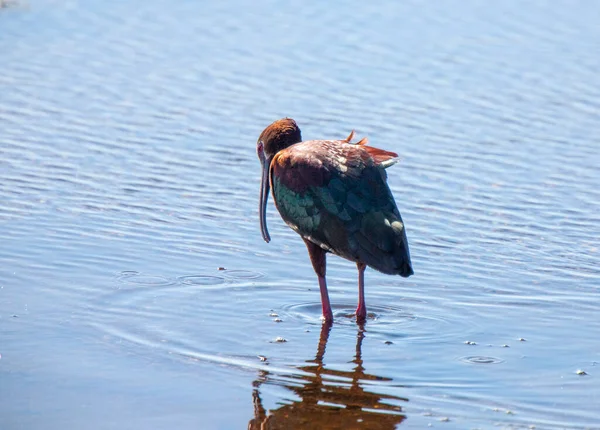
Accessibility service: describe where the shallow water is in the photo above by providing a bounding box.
[1,1,599,429]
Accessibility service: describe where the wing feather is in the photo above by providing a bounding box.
[270,140,412,276]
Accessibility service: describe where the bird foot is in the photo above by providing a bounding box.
[355,306,367,322]
[320,310,334,324]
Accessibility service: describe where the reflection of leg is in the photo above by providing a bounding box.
[304,239,333,322]
[355,322,366,359]
[353,322,366,376]
[249,389,266,430]
[315,320,333,362]
[356,262,367,322]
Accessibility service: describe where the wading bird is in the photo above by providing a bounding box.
[257,118,413,323]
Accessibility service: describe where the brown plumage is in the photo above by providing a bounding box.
[257,118,413,323]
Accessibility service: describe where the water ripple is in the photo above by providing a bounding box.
[460,356,505,365]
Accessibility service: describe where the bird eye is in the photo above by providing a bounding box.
[257,140,264,156]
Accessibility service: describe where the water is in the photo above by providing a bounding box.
[1,1,599,428]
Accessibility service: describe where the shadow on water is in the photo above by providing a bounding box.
[249,322,407,429]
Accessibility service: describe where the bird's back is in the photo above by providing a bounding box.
[270,139,413,277]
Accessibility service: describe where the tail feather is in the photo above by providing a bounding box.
[356,215,413,277]
[394,247,414,278]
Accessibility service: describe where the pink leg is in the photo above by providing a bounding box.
[304,239,333,322]
[317,275,333,322]
[356,262,367,322]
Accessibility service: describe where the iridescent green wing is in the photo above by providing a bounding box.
[271,140,412,276]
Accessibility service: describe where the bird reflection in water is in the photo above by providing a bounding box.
[248,323,407,429]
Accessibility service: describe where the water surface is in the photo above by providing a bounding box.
[1,1,599,429]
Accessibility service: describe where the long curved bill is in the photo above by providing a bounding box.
[259,161,271,243]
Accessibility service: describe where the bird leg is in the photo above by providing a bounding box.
[303,239,333,322]
[356,262,367,322]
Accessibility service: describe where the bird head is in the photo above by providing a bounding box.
[257,118,302,243]
[257,118,302,159]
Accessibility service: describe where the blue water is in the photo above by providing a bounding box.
[1,1,599,428]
